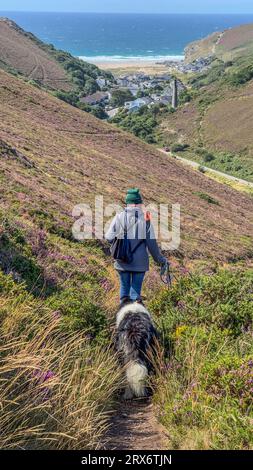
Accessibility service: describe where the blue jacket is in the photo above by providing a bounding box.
[105,207,166,272]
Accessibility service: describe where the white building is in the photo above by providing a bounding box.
[96,77,107,89]
[107,108,119,118]
[125,97,153,113]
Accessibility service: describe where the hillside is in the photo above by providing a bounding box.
[0,17,72,90]
[160,79,253,181]
[160,23,253,183]
[0,63,253,450]
[1,68,253,265]
[185,23,253,62]
[0,17,110,95]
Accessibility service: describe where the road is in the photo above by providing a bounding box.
[159,149,253,190]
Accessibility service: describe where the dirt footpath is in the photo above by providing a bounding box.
[105,398,170,450]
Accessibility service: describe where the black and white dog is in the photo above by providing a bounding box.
[115,301,158,400]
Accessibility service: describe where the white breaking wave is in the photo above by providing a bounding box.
[79,55,185,63]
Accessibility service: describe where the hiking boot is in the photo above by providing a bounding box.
[119,296,132,308]
[135,298,145,306]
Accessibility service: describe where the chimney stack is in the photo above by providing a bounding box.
[172,79,178,109]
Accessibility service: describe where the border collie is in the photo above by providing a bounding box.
[116,301,158,400]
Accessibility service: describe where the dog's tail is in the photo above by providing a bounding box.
[126,361,148,397]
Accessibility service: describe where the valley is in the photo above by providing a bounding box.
[0,17,252,451]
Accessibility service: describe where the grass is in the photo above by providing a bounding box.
[185,24,253,64]
[150,268,253,450]
[1,238,253,450]
[0,271,122,450]
[0,207,121,339]
[159,43,253,183]
[203,171,253,196]
[179,149,253,183]
[110,54,253,185]
[0,18,113,122]
[0,65,253,450]
[1,68,253,264]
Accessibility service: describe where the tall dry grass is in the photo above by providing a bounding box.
[0,281,122,450]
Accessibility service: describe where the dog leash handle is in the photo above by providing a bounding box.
[160,260,173,287]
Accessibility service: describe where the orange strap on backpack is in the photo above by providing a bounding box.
[144,211,151,222]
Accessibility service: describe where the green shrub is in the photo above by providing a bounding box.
[0,220,54,296]
[46,288,107,338]
[171,143,189,152]
[110,106,159,143]
[196,148,215,162]
[194,192,220,205]
[202,355,253,411]
[190,61,227,89]
[78,102,107,119]
[53,90,79,107]
[110,89,133,107]
[179,89,193,104]
[151,269,253,340]
[152,268,253,449]
[0,270,47,336]
[203,152,215,163]
[198,94,218,112]
[227,65,253,87]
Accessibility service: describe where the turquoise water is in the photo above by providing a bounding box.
[2,12,253,60]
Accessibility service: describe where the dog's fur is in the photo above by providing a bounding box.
[115,301,158,400]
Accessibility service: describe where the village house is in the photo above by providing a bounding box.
[150,92,172,105]
[96,77,108,89]
[126,83,139,96]
[141,81,154,90]
[140,96,154,106]
[80,91,109,106]
[80,72,185,114]
[150,93,161,102]
[159,95,172,105]
[117,77,130,87]
[150,78,163,87]
[125,97,153,113]
[106,107,119,118]
[132,73,151,82]
[156,74,171,81]
[163,56,213,74]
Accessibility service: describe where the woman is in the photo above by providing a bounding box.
[105,188,168,305]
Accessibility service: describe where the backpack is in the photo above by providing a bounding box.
[110,210,149,264]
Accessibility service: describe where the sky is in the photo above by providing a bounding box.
[1,0,253,14]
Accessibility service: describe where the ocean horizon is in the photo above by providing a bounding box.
[1,11,253,61]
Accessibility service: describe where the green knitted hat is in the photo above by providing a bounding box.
[125,188,143,205]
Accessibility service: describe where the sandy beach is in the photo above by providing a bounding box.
[79,56,184,74]
[93,61,169,74]
[84,58,167,68]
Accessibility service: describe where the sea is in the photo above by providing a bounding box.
[1,12,253,62]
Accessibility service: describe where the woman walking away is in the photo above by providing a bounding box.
[105,188,168,305]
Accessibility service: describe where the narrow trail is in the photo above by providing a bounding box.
[105,398,170,450]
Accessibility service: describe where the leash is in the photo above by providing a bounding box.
[160,261,173,288]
